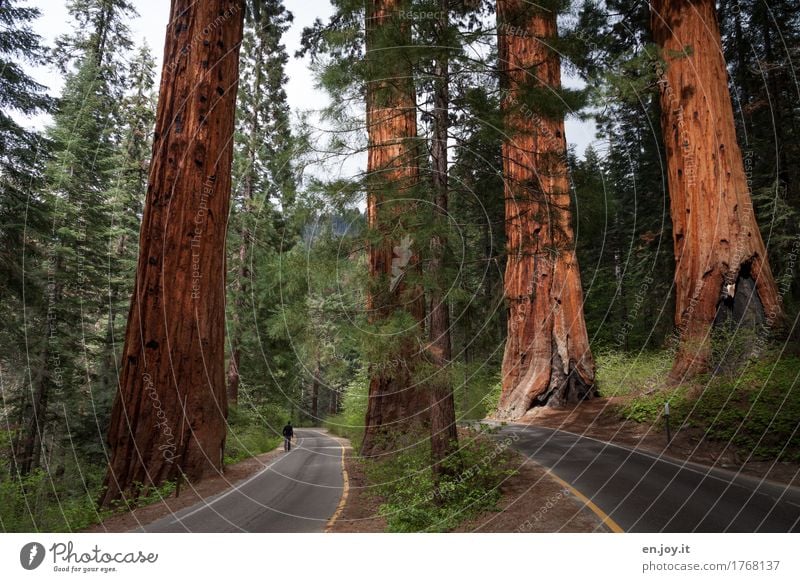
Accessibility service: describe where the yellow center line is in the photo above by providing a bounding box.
[324,437,350,532]
[545,469,625,533]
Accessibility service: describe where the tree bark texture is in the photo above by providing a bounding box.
[101,0,245,507]
[361,0,429,457]
[496,0,596,419]
[651,0,782,380]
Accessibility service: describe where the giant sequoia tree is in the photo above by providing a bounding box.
[101,0,245,506]
[496,0,595,418]
[360,0,428,457]
[651,0,782,380]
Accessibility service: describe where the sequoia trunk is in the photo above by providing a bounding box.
[360,0,428,457]
[101,0,245,506]
[651,0,782,380]
[496,0,595,419]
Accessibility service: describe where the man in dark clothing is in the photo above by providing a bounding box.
[282,421,294,451]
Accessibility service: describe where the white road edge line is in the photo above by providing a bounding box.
[169,437,305,525]
[503,422,800,497]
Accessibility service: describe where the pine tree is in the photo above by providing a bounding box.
[97,44,156,423]
[0,0,53,481]
[227,0,295,406]
[54,0,136,81]
[0,0,53,386]
[14,52,119,475]
[10,0,138,475]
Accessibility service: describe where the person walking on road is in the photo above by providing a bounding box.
[282,421,294,451]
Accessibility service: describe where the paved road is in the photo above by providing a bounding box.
[138,429,345,533]
[495,424,800,532]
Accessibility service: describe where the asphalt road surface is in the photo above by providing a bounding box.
[495,424,800,532]
[138,429,345,533]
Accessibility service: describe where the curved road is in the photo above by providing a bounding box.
[137,429,345,533]
[496,423,800,532]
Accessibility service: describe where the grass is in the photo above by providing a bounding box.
[671,353,800,462]
[594,350,673,398]
[364,429,516,532]
[323,367,514,532]
[596,348,800,462]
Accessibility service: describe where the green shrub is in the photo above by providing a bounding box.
[224,404,286,464]
[595,350,673,397]
[608,348,800,462]
[453,363,502,420]
[324,369,369,449]
[672,353,800,461]
[0,466,109,532]
[365,430,516,532]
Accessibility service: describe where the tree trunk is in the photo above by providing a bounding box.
[428,0,458,478]
[361,0,428,457]
[100,0,245,507]
[651,0,782,380]
[311,369,319,422]
[496,0,595,419]
[329,386,338,416]
[226,239,247,406]
[16,347,50,476]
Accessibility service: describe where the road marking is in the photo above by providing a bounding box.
[168,438,303,525]
[503,422,800,498]
[325,437,350,532]
[544,468,625,533]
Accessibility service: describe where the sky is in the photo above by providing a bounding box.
[25,0,596,163]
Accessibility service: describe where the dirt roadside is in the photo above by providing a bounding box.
[328,450,609,533]
[514,397,800,487]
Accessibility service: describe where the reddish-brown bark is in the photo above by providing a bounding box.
[496,0,595,419]
[651,0,782,380]
[360,0,428,457]
[101,0,245,507]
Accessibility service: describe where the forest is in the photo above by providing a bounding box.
[1,0,799,533]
